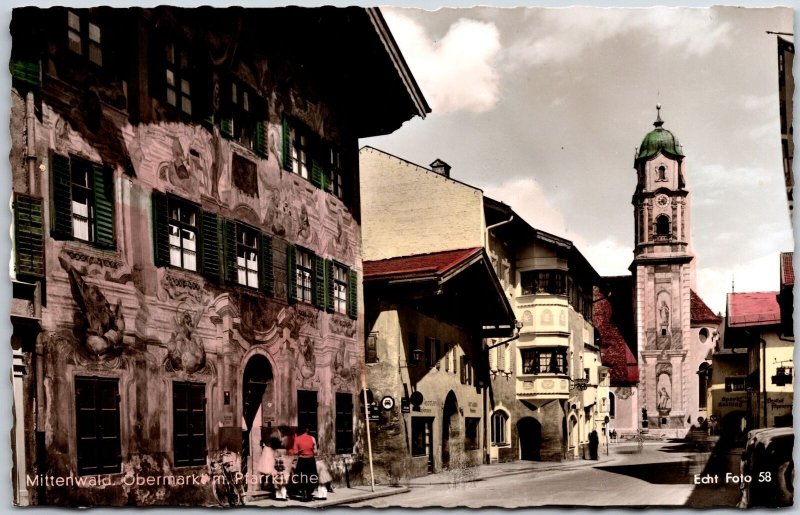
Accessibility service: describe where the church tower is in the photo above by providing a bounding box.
[631,105,695,433]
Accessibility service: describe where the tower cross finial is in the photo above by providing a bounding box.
[654,103,664,128]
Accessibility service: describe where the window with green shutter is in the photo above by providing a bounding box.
[51,153,115,250]
[151,191,170,267]
[223,218,237,284]
[310,160,325,189]
[259,233,273,297]
[347,269,358,319]
[14,194,44,278]
[281,118,292,172]
[313,254,326,310]
[286,244,297,303]
[200,211,221,280]
[254,121,268,158]
[10,60,40,88]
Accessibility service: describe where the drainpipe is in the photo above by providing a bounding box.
[484,216,514,247]
[25,91,37,196]
[761,339,767,428]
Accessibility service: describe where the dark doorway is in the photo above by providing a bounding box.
[242,355,273,474]
[721,410,747,445]
[442,391,458,469]
[517,417,542,460]
[411,417,434,473]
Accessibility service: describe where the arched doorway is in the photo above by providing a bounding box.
[242,355,274,478]
[569,415,579,458]
[442,391,459,470]
[517,417,542,461]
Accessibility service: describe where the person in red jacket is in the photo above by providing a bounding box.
[289,427,318,501]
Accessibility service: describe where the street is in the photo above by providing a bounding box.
[345,438,742,508]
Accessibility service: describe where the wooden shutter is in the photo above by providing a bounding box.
[200,211,221,280]
[10,60,40,87]
[326,259,335,312]
[286,244,297,303]
[151,191,170,267]
[254,120,268,158]
[313,254,326,309]
[13,194,44,277]
[92,164,115,249]
[50,153,73,240]
[259,233,273,296]
[460,356,467,384]
[347,268,358,319]
[310,159,324,189]
[220,117,233,140]
[281,118,292,171]
[223,219,237,284]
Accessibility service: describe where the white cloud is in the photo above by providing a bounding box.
[697,252,785,315]
[503,7,733,70]
[581,237,633,277]
[383,11,501,114]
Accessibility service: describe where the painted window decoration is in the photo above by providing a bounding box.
[173,381,207,467]
[67,10,102,66]
[520,348,569,375]
[168,199,198,271]
[231,153,259,198]
[491,410,509,445]
[335,392,354,454]
[51,154,115,249]
[236,224,259,288]
[75,376,121,475]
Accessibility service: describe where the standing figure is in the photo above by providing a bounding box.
[588,430,599,460]
[289,427,318,502]
[657,387,671,411]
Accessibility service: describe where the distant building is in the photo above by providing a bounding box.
[9,6,428,506]
[359,148,514,480]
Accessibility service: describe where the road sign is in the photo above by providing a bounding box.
[381,396,395,410]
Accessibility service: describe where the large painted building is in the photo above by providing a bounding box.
[9,6,428,506]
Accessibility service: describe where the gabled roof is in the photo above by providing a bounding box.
[727,292,781,328]
[594,279,639,385]
[363,247,483,282]
[780,252,794,288]
[690,289,722,325]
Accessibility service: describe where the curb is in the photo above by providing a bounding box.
[315,486,411,508]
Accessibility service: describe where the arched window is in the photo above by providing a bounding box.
[656,215,671,237]
[657,165,667,181]
[491,410,509,445]
[609,392,616,418]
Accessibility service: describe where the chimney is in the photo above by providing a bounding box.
[430,159,451,178]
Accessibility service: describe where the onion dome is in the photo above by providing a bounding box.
[636,104,684,164]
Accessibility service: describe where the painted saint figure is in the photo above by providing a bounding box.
[658,300,670,327]
[657,386,671,411]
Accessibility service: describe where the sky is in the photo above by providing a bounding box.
[362,5,795,315]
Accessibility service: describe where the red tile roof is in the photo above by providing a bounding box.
[363,247,483,281]
[594,282,639,385]
[727,292,781,327]
[780,252,794,288]
[690,289,722,325]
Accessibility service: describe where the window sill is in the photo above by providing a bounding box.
[491,443,511,448]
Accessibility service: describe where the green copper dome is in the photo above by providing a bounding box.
[636,105,684,163]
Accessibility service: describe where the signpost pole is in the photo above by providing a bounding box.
[362,381,375,492]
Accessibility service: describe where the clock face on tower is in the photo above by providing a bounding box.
[656,194,669,207]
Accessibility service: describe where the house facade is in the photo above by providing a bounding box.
[9,6,427,506]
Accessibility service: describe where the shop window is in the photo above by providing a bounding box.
[67,10,102,67]
[491,410,509,445]
[520,348,568,375]
[411,417,433,457]
[335,393,353,454]
[75,376,121,475]
[297,390,318,439]
[465,417,480,450]
[365,332,378,364]
[173,381,206,467]
[50,154,115,249]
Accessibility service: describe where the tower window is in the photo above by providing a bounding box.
[655,215,671,237]
[657,165,667,181]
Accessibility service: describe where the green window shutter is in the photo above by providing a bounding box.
[310,160,324,189]
[326,259,335,312]
[220,117,233,140]
[254,121,268,158]
[223,219,237,284]
[259,233,274,296]
[92,165,115,250]
[313,254,326,310]
[10,60,40,87]
[151,191,170,267]
[50,153,73,240]
[286,244,297,303]
[14,194,44,277]
[200,211,221,280]
[281,118,292,172]
[347,269,358,319]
